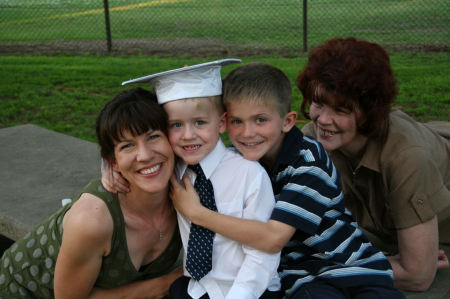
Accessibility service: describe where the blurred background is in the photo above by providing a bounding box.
[1,0,449,56]
[1,0,449,142]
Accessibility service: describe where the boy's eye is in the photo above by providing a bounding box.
[171,122,182,128]
[256,117,266,124]
[230,119,242,125]
[195,120,205,126]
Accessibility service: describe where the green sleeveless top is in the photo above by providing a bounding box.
[0,179,182,298]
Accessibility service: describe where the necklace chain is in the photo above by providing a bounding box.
[155,200,173,241]
[119,194,171,241]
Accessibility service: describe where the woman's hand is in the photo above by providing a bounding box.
[388,216,441,292]
[169,173,204,221]
[101,162,130,193]
[438,249,449,269]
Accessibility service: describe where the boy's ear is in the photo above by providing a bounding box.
[282,111,297,133]
[219,111,227,134]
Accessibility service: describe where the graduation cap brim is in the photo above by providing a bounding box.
[121,58,242,86]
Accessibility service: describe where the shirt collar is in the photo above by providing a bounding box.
[331,136,381,174]
[269,126,302,174]
[357,138,381,173]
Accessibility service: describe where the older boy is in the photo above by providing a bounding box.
[171,63,405,298]
[108,60,281,299]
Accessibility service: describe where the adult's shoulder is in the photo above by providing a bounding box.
[74,179,118,208]
[63,192,113,245]
[79,179,114,198]
[69,179,115,232]
[378,110,449,198]
[382,109,448,158]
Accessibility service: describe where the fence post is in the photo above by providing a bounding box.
[303,0,307,52]
[103,0,112,53]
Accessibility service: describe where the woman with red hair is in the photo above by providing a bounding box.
[298,37,449,292]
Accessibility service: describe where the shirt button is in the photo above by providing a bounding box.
[417,199,424,205]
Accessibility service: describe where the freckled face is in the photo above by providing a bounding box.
[164,98,225,165]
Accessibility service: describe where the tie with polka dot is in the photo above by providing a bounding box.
[186,164,217,281]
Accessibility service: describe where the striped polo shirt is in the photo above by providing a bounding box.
[267,126,394,296]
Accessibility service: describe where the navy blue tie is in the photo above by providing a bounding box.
[186,164,217,281]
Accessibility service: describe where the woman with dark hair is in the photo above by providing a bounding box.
[298,37,449,292]
[0,88,182,298]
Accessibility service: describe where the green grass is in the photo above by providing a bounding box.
[0,0,448,50]
[1,53,448,143]
[305,0,449,47]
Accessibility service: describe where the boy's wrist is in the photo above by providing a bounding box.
[190,205,211,226]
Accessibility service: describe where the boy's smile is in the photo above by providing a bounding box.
[164,98,226,165]
[226,100,295,167]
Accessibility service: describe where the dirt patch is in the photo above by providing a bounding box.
[0,38,447,56]
[0,38,301,57]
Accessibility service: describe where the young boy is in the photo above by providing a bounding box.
[107,59,282,299]
[171,62,405,298]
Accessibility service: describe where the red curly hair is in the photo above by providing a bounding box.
[297,37,397,141]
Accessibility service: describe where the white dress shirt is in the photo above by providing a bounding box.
[175,140,281,299]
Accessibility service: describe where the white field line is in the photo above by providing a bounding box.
[0,0,187,26]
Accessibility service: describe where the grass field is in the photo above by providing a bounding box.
[0,2,448,143]
[0,0,448,51]
[1,53,448,143]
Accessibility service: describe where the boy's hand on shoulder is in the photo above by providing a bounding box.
[170,173,204,221]
[101,168,130,194]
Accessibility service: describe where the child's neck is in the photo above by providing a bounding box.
[260,152,279,174]
[260,133,286,171]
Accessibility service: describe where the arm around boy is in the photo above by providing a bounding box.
[171,62,405,298]
[122,60,281,299]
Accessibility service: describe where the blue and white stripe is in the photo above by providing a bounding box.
[269,127,394,293]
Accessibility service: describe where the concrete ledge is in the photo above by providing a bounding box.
[0,124,100,240]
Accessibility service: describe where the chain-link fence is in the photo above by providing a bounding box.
[0,0,448,56]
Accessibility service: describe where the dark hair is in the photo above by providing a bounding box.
[297,37,397,141]
[223,62,292,116]
[96,87,168,162]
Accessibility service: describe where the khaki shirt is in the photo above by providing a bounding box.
[302,109,450,251]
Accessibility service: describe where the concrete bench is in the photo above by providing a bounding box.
[0,124,448,298]
[0,124,100,242]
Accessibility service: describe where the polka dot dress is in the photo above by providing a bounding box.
[0,179,182,298]
[0,204,66,298]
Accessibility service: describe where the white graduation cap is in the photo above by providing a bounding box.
[122,58,242,104]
